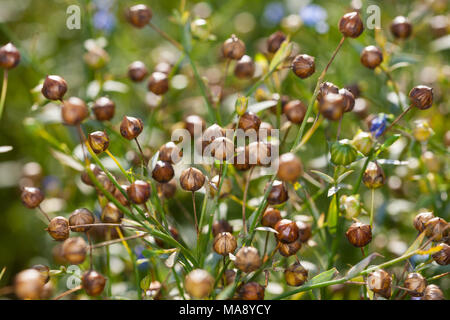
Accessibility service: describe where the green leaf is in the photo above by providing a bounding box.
[345,253,383,280]
[336,170,354,184]
[308,268,338,285]
[310,170,335,184]
[327,195,338,234]
[404,231,426,255]
[269,40,292,72]
[376,134,400,156]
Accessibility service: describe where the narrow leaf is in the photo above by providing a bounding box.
[404,231,426,255]
[308,268,338,285]
[165,250,179,268]
[255,226,278,233]
[310,170,335,184]
[327,195,338,234]
[345,253,383,280]
[336,170,354,184]
[269,40,292,71]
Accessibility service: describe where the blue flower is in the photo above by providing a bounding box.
[299,4,327,27]
[134,245,149,270]
[370,114,387,138]
[263,2,285,25]
[93,9,116,32]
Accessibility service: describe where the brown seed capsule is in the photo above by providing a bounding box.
[152,160,174,183]
[202,124,225,146]
[248,142,272,167]
[238,282,265,300]
[128,180,151,204]
[317,82,339,104]
[101,202,123,224]
[363,161,385,189]
[238,112,261,132]
[96,172,115,195]
[222,34,245,60]
[432,243,450,265]
[128,61,148,82]
[82,270,106,297]
[367,269,392,298]
[159,141,182,164]
[424,217,448,242]
[390,16,412,39]
[277,152,303,182]
[41,75,68,101]
[234,55,255,79]
[92,97,115,121]
[346,222,372,247]
[62,237,87,265]
[224,269,236,286]
[338,11,364,38]
[81,164,102,186]
[212,219,233,237]
[234,246,261,273]
[296,221,312,243]
[267,31,286,53]
[154,61,172,74]
[114,185,130,206]
[120,116,143,140]
[285,263,308,287]
[213,232,237,256]
[292,54,315,79]
[319,93,345,121]
[283,100,306,124]
[47,216,70,241]
[423,284,444,300]
[413,211,435,233]
[409,85,433,110]
[210,137,234,161]
[157,180,177,199]
[0,43,20,69]
[14,269,45,300]
[180,167,205,192]
[147,71,169,95]
[127,4,152,28]
[69,208,94,232]
[275,219,299,243]
[339,88,355,112]
[184,269,214,299]
[345,83,361,99]
[31,264,50,284]
[261,208,282,228]
[21,186,44,209]
[61,97,89,125]
[279,239,302,257]
[266,180,289,205]
[360,46,383,69]
[184,115,206,137]
[233,146,252,171]
[88,131,109,154]
[404,273,427,297]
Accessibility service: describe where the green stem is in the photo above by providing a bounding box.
[370,188,375,229]
[0,70,8,120]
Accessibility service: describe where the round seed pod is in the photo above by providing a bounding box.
[47,216,70,241]
[128,61,148,82]
[159,141,182,164]
[296,221,312,243]
[157,179,177,199]
[319,93,345,121]
[96,172,115,194]
[14,269,45,300]
[233,146,252,171]
[248,141,272,167]
[152,160,174,183]
[210,137,234,161]
[212,219,233,237]
[222,34,245,60]
[346,222,372,247]
[238,282,265,300]
[423,284,444,300]
[148,71,169,95]
[339,88,355,112]
[69,208,94,232]
[224,269,236,286]
[238,112,261,132]
[81,164,102,186]
[363,161,385,189]
[82,270,106,297]
[351,131,373,155]
[128,180,151,204]
[360,46,383,69]
[267,31,286,53]
[62,237,87,265]
[62,97,89,125]
[404,273,427,297]
[52,243,68,265]
[274,219,299,243]
[265,180,289,205]
[184,115,205,137]
[283,100,306,124]
[432,243,450,265]
[367,269,392,298]
[114,185,130,206]
[101,202,123,223]
[120,116,143,140]
[261,208,282,228]
[92,97,115,121]
[21,186,44,209]
[0,43,20,69]
[285,263,308,286]
[202,123,225,145]
[338,11,364,38]
[292,54,315,79]
[180,167,205,192]
[317,82,339,104]
[88,131,109,154]
[234,246,261,273]
[330,139,358,166]
[234,55,255,79]
[184,269,214,299]
[259,121,273,136]
[127,4,152,28]
[424,217,448,242]
[409,85,433,110]
[213,232,237,256]
[31,264,50,284]
[390,16,412,39]
[413,211,435,233]
[41,75,67,101]
[279,239,302,257]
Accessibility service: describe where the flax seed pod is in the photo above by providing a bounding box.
[296,221,312,243]
[404,273,427,297]
[180,167,205,192]
[101,202,123,224]
[265,180,289,205]
[279,239,302,257]
[14,269,45,300]
[283,100,306,124]
[275,219,299,243]
[184,115,205,137]
[128,180,151,204]
[413,211,434,233]
[114,185,130,206]
[432,243,450,265]
[285,263,308,286]
[21,187,44,209]
[69,208,94,232]
[213,232,237,256]
[222,34,245,60]
[409,85,433,110]
[157,179,177,199]
[152,160,175,183]
[390,16,412,39]
[62,237,87,265]
[0,43,20,69]
[234,246,261,273]
[234,55,255,79]
[317,81,339,104]
[128,61,148,82]
[159,141,182,164]
[338,12,364,38]
[360,46,383,69]
[148,71,169,95]
[88,131,109,154]
[423,284,444,300]
[261,208,282,228]
[61,97,89,125]
[339,88,355,112]
[319,93,345,121]
[92,97,115,121]
[41,75,67,101]
[212,219,233,237]
[238,282,265,300]
[127,4,152,28]
[267,31,286,53]
[363,161,385,189]
[184,269,214,299]
[120,116,143,140]
[46,216,70,241]
[82,270,106,297]
[367,269,392,298]
[292,54,315,79]
[238,112,261,132]
[346,222,372,247]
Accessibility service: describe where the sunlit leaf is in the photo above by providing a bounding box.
[345,253,383,280]
[308,268,338,285]
[327,195,338,234]
[404,231,426,255]
[269,40,292,71]
[336,170,354,184]
[310,170,335,184]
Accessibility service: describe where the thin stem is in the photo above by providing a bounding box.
[379,65,404,110]
[370,188,375,229]
[148,22,183,50]
[87,233,93,269]
[89,232,148,249]
[262,232,270,262]
[53,285,82,300]
[76,124,89,164]
[192,191,199,237]
[105,149,129,179]
[280,125,292,146]
[38,205,51,222]
[383,105,412,135]
[0,70,8,120]
[336,117,343,141]
[134,138,147,172]
[241,166,254,236]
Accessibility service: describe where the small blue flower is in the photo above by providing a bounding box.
[134,245,149,270]
[263,2,285,25]
[370,114,387,138]
[93,9,116,32]
[299,4,327,27]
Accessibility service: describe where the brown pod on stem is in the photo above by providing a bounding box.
[338,12,364,38]
[390,16,412,39]
[41,75,67,101]
[62,237,87,265]
[180,167,205,192]
[274,219,299,243]
[238,282,265,300]
[62,97,89,125]
[152,161,175,183]
[0,43,20,69]
[277,152,303,182]
[292,54,315,79]
[128,180,151,204]
[213,232,237,256]
[212,219,233,237]
[101,202,123,223]
[319,93,345,121]
[346,222,372,247]
[120,116,143,140]
[88,131,109,154]
[279,239,302,257]
[360,46,383,69]
[404,273,427,297]
[316,81,339,104]
[285,263,308,287]
[69,208,95,232]
[92,97,115,121]
[367,269,392,298]
[128,61,148,82]
[261,208,282,228]
[47,216,70,241]
[409,85,433,110]
[267,31,286,53]
[238,112,261,132]
[234,55,255,79]
[159,141,182,164]
[339,88,355,112]
[266,180,289,205]
[127,4,152,28]
[234,246,261,273]
[148,72,169,95]
[21,187,44,209]
[82,270,106,297]
[283,100,306,124]
[222,34,245,60]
